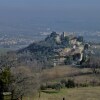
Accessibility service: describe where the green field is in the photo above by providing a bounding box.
[24,86,100,100]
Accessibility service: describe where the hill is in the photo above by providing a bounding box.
[17,32,89,67]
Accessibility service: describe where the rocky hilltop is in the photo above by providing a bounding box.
[18,32,89,67]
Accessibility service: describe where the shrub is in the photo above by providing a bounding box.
[79,83,88,87]
[40,85,47,90]
[60,79,67,84]
[54,83,62,91]
[65,79,75,88]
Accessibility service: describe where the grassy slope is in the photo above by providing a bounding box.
[24,87,100,100]
[23,66,100,100]
[41,65,100,84]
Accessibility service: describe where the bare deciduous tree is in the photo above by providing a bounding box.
[10,66,41,100]
[89,55,100,74]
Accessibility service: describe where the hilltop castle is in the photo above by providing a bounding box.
[46,32,89,66]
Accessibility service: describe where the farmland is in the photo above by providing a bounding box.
[24,86,100,100]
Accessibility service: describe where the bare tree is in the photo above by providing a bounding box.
[89,55,100,74]
[0,53,42,100]
[10,65,41,100]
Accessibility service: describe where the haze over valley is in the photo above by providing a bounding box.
[0,0,100,49]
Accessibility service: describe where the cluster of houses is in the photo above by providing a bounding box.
[47,32,89,66]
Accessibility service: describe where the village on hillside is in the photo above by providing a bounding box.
[16,31,92,68]
[44,32,90,66]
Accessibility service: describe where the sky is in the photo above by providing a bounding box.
[0,0,100,17]
[0,0,100,34]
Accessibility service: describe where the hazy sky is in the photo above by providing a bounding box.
[0,0,100,33]
[0,0,100,17]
